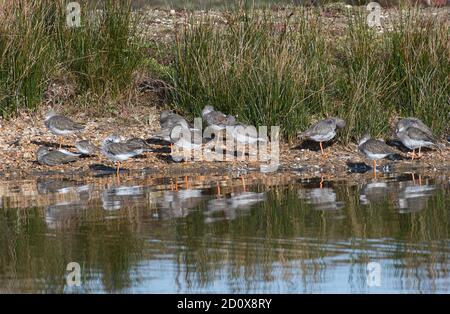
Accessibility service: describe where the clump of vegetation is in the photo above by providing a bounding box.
[171,6,449,141]
[1,1,448,142]
[0,0,143,118]
[171,8,334,139]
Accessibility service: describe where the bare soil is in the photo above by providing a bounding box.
[0,106,448,181]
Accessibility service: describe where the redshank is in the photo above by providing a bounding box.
[297,117,345,158]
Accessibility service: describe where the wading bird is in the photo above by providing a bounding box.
[101,135,142,175]
[36,146,79,166]
[75,140,99,156]
[358,134,399,177]
[44,111,85,149]
[202,105,236,132]
[297,117,345,158]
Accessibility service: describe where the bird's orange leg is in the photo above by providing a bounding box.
[411,173,416,184]
[320,176,324,189]
[411,149,415,161]
[241,176,246,192]
[373,160,377,178]
[217,182,221,196]
[116,161,121,176]
[418,174,422,186]
[320,142,329,160]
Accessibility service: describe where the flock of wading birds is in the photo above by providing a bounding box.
[36,105,447,176]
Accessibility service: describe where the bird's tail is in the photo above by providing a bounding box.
[433,142,447,152]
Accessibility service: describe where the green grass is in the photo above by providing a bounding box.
[0,0,144,118]
[170,6,450,142]
[171,8,334,138]
[1,2,448,143]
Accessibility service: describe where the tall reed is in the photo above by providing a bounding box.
[171,5,450,141]
[0,0,143,118]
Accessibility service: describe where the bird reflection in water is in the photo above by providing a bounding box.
[205,191,267,223]
[298,186,344,213]
[359,182,388,205]
[396,177,436,214]
[101,185,145,211]
[154,189,204,219]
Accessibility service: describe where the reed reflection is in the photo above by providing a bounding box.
[0,172,448,293]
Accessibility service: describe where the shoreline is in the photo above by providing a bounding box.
[1,108,449,181]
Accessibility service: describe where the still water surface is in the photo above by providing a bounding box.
[0,172,449,293]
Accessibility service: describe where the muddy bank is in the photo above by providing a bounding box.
[0,108,449,181]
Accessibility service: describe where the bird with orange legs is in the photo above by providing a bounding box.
[101,134,143,176]
[44,111,85,149]
[358,134,399,178]
[395,121,439,160]
[297,117,345,159]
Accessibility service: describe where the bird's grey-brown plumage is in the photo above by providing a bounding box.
[202,105,236,130]
[152,111,190,143]
[358,136,398,158]
[126,137,153,152]
[101,135,142,163]
[151,127,172,142]
[396,126,438,151]
[75,140,99,155]
[103,143,139,160]
[396,117,435,140]
[44,112,85,135]
[160,110,189,129]
[37,146,79,166]
[297,117,345,142]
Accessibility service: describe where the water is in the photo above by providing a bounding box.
[0,172,449,293]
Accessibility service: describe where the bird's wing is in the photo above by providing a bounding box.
[88,142,99,151]
[300,120,334,137]
[415,121,433,135]
[107,142,137,156]
[161,114,186,129]
[50,115,85,131]
[126,139,151,150]
[406,127,436,143]
[152,128,171,141]
[363,140,398,155]
[206,111,229,126]
[44,151,78,165]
